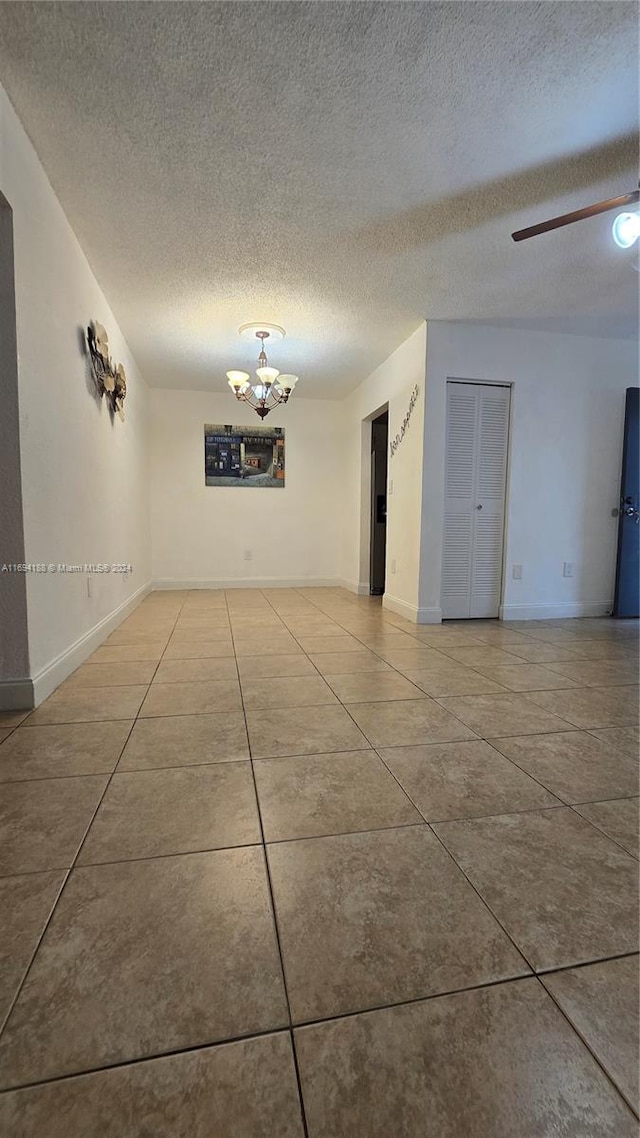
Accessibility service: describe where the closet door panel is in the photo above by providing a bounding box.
[470,387,510,618]
[441,385,478,619]
[442,383,510,621]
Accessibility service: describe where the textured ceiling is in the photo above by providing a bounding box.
[0,1,637,398]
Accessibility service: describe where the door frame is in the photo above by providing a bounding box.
[369,408,389,595]
[357,402,389,594]
[613,386,640,617]
[441,378,514,621]
[0,192,31,702]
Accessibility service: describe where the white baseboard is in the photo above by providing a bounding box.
[499,600,613,621]
[383,593,442,625]
[152,576,344,590]
[27,581,152,708]
[339,579,371,596]
[416,606,443,625]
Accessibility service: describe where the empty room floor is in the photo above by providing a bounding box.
[0,587,638,1135]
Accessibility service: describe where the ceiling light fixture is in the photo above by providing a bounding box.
[226,324,299,419]
[612,211,640,249]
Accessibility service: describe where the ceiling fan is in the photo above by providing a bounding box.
[512,184,640,244]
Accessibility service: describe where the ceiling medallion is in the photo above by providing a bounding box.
[238,322,285,343]
[227,325,298,419]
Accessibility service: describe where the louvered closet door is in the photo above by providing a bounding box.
[441,385,478,618]
[441,382,510,619]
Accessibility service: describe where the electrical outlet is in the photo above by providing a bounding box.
[512,564,522,580]
[563,562,574,578]
[390,559,397,574]
[243,549,253,562]
[86,576,92,598]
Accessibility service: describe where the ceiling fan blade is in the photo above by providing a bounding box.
[511,189,640,242]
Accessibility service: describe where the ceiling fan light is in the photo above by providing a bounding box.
[256,366,280,383]
[612,211,640,249]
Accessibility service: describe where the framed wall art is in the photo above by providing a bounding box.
[204,424,285,488]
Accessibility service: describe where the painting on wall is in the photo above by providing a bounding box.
[204,424,285,488]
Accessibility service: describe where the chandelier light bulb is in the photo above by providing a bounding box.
[256,366,280,383]
[277,374,298,391]
[227,370,250,391]
[612,211,640,249]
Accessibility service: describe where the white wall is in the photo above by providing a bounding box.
[421,321,639,620]
[341,324,428,619]
[150,390,344,587]
[0,87,151,704]
[0,196,29,687]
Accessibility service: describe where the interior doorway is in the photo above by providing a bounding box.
[441,381,511,619]
[370,408,388,595]
[613,387,640,617]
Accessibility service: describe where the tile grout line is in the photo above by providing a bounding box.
[0,593,637,1106]
[0,783,636,878]
[373,740,640,995]
[12,707,639,730]
[300,628,592,823]
[0,868,70,1040]
[236,588,311,1138]
[298,598,638,694]
[564,806,640,862]
[124,596,640,897]
[0,762,637,811]
[3,598,637,847]
[2,792,637,882]
[0,1022,297,1097]
[269,595,623,751]
[163,594,640,895]
[263,597,584,1027]
[534,972,640,1120]
[478,734,639,807]
[13,587,638,729]
[365,702,640,1110]
[365,744,541,976]
[0,593,191,1044]
[2,949,639,1098]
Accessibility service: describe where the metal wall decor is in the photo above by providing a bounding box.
[389,385,419,457]
[86,321,127,421]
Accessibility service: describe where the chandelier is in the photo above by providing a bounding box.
[226,323,299,419]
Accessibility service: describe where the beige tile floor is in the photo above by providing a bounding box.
[0,588,638,1135]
